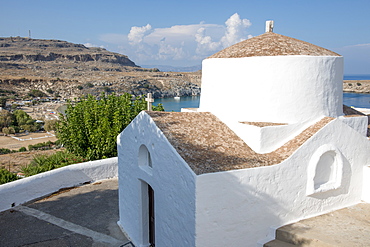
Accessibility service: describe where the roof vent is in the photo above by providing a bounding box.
[265,20,274,32]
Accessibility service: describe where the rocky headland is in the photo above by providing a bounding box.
[0,37,201,100]
[343,80,370,94]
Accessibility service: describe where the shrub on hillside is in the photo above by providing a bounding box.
[28,141,59,151]
[0,169,18,185]
[0,148,14,155]
[20,151,86,177]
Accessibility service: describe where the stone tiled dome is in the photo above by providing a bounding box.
[208,32,340,58]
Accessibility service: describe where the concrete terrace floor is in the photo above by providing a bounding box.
[0,178,134,247]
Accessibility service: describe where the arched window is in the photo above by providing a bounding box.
[307,144,343,195]
[138,144,152,168]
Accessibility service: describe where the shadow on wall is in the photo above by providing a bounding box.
[196,169,292,246]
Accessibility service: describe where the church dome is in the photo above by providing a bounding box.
[199,25,344,125]
[208,32,340,58]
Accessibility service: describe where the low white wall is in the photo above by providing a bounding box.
[195,119,370,246]
[117,112,197,247]
[0,157,118,212]
[199,56,343,124]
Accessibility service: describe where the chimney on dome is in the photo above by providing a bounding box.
[265,20,274,32]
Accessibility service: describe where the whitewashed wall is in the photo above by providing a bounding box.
[0,157,118,212]
[117,112,197,247]
[195,119,370,246]
[199,56,343,124]
[228,119,315,153]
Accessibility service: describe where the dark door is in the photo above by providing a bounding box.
[148,185,155,246]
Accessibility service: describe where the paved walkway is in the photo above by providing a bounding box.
[0,178,134,247]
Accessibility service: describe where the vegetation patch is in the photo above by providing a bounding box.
[0,168,18,185]
[57,93,164,160]
[20,150,86,177]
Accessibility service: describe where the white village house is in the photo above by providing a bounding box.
[117,22,370,246]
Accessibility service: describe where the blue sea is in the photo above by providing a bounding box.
[155,75,370,112]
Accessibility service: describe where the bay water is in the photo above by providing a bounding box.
[155,93,370,112]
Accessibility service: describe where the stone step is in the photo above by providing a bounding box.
[265,203,370,247]
[263,239,296,247]
[275,226,334,246]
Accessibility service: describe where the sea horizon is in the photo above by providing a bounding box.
[155,92,370,112]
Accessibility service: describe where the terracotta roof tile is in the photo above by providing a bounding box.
[147,111,333,175]
[208,32,340,58]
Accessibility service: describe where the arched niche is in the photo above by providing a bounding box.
[307,144,343,195]
[139,144,152,167]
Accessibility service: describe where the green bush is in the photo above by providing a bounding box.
[28,141,57,151]
[0,148,14,155]
[20,151,86,177]
[18,147,27,152]
[28,89,47,98]
[57,93,164,160]
[0,169,18,184]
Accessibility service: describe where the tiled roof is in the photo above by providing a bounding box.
[147,111,333,175]
[208,32,340,58]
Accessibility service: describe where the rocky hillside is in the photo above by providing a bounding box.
[0,37,137,66]
[0,37,201,99]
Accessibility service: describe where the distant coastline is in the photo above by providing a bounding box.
[343,75,370,80]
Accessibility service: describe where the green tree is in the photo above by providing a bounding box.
[57,93,164,160]
[13,110,40,132]
[0,110,14,128]
[3,126,15,135]
[13,110,33,126]
[44,119,59,131]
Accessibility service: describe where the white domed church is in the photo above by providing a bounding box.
[117,22,370,246]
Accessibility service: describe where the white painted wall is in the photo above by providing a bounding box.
[0,157,118,212]
[199,56,343,124]
[228,119,316,153]
[339,115,368,136]
[195,119,370,246]
[117,112,197,247]
[362,166,370,202]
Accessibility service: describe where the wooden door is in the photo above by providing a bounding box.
[148,185,155,246]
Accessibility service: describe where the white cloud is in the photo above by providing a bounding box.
[221,13,252,47]
[128,24,152,45]
[84,43,105,48]
[100,13,252,66]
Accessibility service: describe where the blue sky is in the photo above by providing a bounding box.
[0,0,369,74]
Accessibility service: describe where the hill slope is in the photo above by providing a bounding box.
[0,37,137,66]
[0,37,201,99]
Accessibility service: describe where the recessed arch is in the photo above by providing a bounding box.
[138,144,152,168]
[307,144,343,195]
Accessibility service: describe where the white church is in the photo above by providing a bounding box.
[117,21,370,246]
